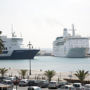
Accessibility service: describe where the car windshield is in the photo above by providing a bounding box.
[73,84,80,87]
[50,82,56,84]
[3,81,12,84]
[40,81,47,83]
[7,82,12,84]
[20,81,25,83]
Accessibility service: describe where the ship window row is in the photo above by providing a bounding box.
[55,42,64,46]
[69,45,88,48]
[2,51,8,54]
[69,43,88,46]
[3,47,7,50]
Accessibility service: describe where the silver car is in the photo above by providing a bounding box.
[84,84,90,90]
[48,81,59,89]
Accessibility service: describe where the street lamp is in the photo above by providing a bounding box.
[29,57,31,75]
[28,41,32,75]
[15,76,18,90]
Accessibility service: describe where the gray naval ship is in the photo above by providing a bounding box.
[53,25,89,58]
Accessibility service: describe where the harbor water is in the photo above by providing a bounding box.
[0,56,90,72]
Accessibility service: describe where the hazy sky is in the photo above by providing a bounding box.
[0,0,90,49]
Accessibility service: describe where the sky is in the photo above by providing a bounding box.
[0,0,90,49]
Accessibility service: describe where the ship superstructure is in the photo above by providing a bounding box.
[0,32,39,59]
[53,25,89,58]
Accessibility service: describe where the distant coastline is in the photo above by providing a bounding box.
[37,49,52,56]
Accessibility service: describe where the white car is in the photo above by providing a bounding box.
[73,83,84,90]
[28,86,41,90]
[63,85,74,90]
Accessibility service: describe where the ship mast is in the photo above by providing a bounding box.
[11,24,14,37]
[72,24,75,37]
[11,24,16,37]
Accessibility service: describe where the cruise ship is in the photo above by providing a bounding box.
[53,25,89,58]
[0,31,39,59]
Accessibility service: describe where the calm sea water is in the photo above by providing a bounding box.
[0,56,90,72]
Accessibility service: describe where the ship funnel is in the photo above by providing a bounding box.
[63,28,68,37]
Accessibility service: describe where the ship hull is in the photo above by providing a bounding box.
[0,49,39,60]
[66,48,87,58]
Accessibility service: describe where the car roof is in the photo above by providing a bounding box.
[85,84,90,86]
[50,81,57,82]
[3,80,12,82]
[30,86,40,89]
[65,85,73,87]
[73,83,81,84]
[21,79,28,81]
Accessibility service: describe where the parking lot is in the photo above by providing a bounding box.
[13,86,63,90]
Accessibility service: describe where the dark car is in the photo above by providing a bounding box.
[58,81,68,88]
[7,76,21,85]
[19,79,29,86]
[28,80,38,86]
[38,80,49,88]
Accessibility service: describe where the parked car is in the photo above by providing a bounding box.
[28,80,38,86]
[0,76,10,82]
[19,79,29,86]
[38,80,49,88]
[28,86,41,90]
[84,84,90,90]
[62,85,74,90]
[48,81,59,89]
[73,83,84,90]
[7,76,21,85]
[0,83,16,90]
[2,79,14,87]
[58,81,68,88]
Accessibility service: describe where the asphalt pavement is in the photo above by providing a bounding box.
[13,86,63,90]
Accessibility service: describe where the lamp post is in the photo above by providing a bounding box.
[15,76,18,90]
[28,41,32,75]
[29,57,31,75]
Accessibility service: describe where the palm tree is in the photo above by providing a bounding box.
[0,68,8,79]
[19,69,27,79]
[0,31,4,53]
[44,70,56,82]
[74,70,89,84]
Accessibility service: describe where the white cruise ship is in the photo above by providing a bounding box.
[53,25,89,58]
